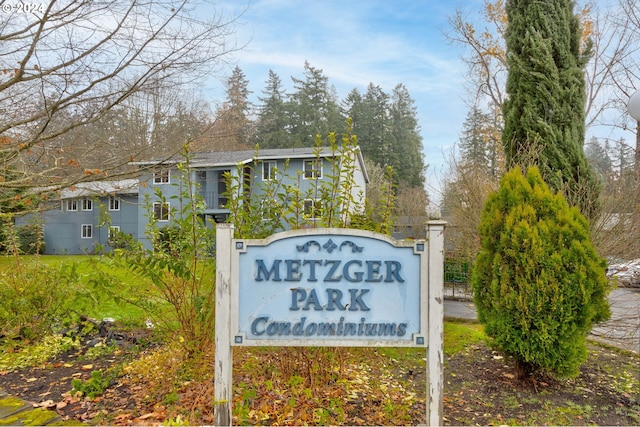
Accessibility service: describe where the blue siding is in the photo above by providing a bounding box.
[17,194,139,255]
[24,149,367,254]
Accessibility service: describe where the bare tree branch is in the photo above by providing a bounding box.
[1,0,242,205]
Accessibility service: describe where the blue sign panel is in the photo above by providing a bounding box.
[232,229,426,346]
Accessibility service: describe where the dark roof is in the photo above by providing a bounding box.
[133,147,342,167]
[189,147,331,167]
[130,147,369,182]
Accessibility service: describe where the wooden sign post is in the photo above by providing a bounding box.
[214,222,446,426]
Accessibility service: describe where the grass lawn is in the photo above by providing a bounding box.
[0,254,148,324]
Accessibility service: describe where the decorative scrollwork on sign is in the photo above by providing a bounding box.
[323,239,338,253]
[340,240,364,253]
[296,240,321,252]
[295,239,364,253]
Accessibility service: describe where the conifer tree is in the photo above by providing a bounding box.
[390,84,426,188]
[254,70,290,148]
[353,83,393,171]
[288,61,343,146]
[459,105,492,170]
[213,66,253,147]
[502,0,599,218]
[472,166,610,379]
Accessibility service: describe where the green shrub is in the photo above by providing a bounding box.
[15,222,45,254]
[0,221,45,255]
[471,166,610,378]
[154,225,183,255]
[0,259,81,343]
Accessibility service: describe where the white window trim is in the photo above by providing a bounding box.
[109,226,120,239]
[81,224,93,239]
[260,199,278,220]
[67,199,78,212]
[262,161,277,181]
[303,198,322,220]
[109,196,120,211]
[153,202,170,222]
[82,198,93,211]
[153,169,170,184]
[303,159,323,180]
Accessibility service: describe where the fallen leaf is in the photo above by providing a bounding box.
[81,364,93,371]
[138,412,159,420]
[56,401,68,410]
[35,399,55,408]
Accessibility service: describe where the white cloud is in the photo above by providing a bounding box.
[212,0,480,201]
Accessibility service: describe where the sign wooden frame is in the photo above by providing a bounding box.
[214,222,445,425]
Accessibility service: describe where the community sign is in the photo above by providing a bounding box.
[230,228,427,347]
[214,224,446,426]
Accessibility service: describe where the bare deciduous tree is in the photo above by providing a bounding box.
[0,0,241,205]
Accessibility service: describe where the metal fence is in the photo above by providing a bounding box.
[444,250,473,300]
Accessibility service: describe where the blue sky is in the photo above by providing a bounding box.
[206,0,485,202]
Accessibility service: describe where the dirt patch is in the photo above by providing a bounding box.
[1,326,638,425]
[443,343,639,426]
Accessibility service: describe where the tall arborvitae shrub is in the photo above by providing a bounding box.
[472,166,610,379]
[502,0,599,220]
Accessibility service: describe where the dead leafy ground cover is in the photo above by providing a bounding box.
[0,321,638,426]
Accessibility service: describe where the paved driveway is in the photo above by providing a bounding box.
[591,288,640,353]
[444,288,640,353]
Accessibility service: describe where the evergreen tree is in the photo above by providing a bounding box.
[362,83,394,169]
[344,84,391,171]
[288,61,343,146]
[341,88,364,133]
[213,66,253,147]
[610,137,635,178]
[472,166,610,379]
[458,103,504,177]
[254,70,290,148]
[584,136,612,178]
[389,84,426,187]
[502,0,598,219]
[480,1,610,379]
[459,105,492,169]
[344,83,426,189]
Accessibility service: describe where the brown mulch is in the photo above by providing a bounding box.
[1,327,639,426]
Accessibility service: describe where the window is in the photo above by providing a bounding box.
[262,161,277,181]
[108,226,120,239]
[82,198,93,211]
[303,159,322,179]
[153,202,170,221]
[67,199,78,211]
[109,196,120,211]
[303,199,323,219]
[81,224,93,239]
[154,169,170,184]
